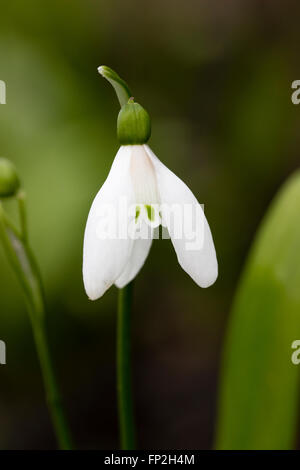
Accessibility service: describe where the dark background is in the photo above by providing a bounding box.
[0,0,299,449]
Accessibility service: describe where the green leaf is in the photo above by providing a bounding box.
[215,170,300,450]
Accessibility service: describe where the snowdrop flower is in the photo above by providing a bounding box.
[83,70,218,300]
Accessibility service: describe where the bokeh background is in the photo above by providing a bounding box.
[0,0,300,449]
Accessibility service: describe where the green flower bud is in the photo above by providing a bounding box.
[0,158,20,198]
[117,99,151,145]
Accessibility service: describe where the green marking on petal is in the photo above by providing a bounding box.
[135,206,141,222]
[145,204,155,222]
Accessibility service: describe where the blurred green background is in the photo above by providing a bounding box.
[0,0,300,449]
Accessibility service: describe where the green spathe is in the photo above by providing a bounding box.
[117,100,151,145]
[0,158,20,197]
[98,66,132,107]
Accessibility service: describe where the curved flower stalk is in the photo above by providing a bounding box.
[83,67,218,449]
[0,159,73,449]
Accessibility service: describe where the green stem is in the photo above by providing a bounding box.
[17,190,28,242]
[30,313,73,449]
[117,282,136,450]
[0,203,73,449]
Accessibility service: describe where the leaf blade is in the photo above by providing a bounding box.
[216,170,300,450]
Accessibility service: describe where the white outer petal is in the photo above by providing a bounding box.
[115,235,153,288]
[129,145,160,204]
[144,145,218,288]
[83,146,135,300]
